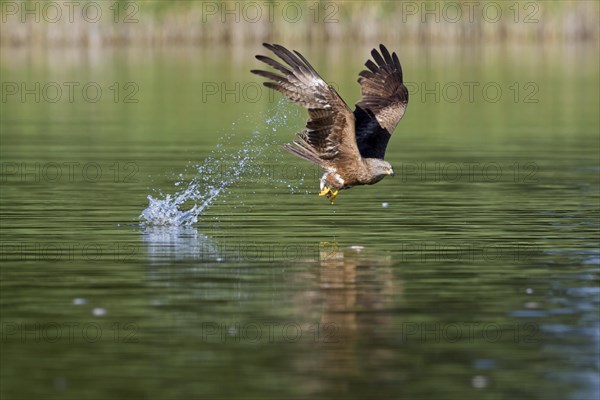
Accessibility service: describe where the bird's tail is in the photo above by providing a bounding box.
[282,131,325,166]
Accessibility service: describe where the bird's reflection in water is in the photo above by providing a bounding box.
[317,242,398,326]
[289,242,403,391]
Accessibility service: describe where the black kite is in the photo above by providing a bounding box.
[252,43,409,204]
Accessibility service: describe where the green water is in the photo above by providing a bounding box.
[1,44,599,399]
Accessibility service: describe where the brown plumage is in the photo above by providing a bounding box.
[251,43,409,204]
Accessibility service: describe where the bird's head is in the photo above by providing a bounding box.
[366,159,395,181]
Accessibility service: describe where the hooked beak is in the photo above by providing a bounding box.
[387,168,395,177]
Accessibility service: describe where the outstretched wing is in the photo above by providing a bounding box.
[354,44,409,159]
[251,43,361,166]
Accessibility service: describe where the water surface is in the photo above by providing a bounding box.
[1,43,599,399]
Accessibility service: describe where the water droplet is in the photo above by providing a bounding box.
[471,375,488,389]
[53,377,67,391]
[92,308,107,317]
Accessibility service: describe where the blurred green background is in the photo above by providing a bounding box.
[1,0,598,45]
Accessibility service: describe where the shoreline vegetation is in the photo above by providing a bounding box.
[1,1,598,47]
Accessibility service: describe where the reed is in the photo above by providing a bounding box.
[1,0,598,47]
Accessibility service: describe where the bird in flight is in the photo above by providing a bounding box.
[252,43,409,204]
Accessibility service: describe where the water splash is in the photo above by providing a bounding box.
[139,101,298,226]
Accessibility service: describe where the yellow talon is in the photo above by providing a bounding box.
[319,187,331,197]
[318,187,339,205]
[329,190,339,205]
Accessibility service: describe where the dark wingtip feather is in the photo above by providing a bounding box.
[364,59,378,73]
[272,44,305,68]
[263,82,281,89]
[380,44,393,65]
[252,70,286,83]
[293,50,318,75]
[371,47,385,66]
[263,43,278,52]
[359,70,375,79]
[392,53,403,81]
[392,52,400,68]
[250,69,263,76]
[255,55,293,75]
